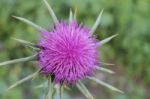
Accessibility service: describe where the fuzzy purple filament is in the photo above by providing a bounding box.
[38,21,99,84]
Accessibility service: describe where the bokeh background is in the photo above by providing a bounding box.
[0,0,149,99]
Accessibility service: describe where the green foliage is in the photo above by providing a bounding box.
[114,0,150,83]
[0,0,149,99]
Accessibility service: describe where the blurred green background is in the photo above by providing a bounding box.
[0,0,149,99]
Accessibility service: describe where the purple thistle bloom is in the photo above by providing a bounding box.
[0,0,122,96]
[38,21,99,84]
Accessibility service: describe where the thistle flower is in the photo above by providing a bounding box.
[38,21,98,84]
[0,0,123,98]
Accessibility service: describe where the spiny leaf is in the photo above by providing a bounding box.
[98,34,118,46]
[69,9,73,23]
[0,54,38,67]
[95,66,115,74]
[90,9,104,35]
[12,16,46,32]
[76,81,94,99]
[43,0,59,24]
[87,77,124,93]
[12,38,40,51]
[7,69,41,91]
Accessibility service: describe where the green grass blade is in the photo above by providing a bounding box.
[0,54,37,67]
[90,9,104,35]
[100,34,118,46]
[95,66,115,74]
[7,69,41,91]
[43,0,58,24]
[12,38,40,51]
[69,9,73,23]
[76,81,94,99]
[13,16,46,32]
[87,77,124,93]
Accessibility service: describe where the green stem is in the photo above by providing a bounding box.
[46,76,54,99]
[52,87,56,99]
[60,85,63,99]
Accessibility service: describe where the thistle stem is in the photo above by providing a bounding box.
[52,88,56,99]
[60,85,63,99]
[46,76,53,99]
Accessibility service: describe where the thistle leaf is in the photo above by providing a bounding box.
[12,38,40,51]
[87,77,124,93]
[99,34,118,46]
[12,16,46,32]
[0,54,37,67]
[76,81,94,99]
[95,66,115,74]
[90,9,104,35]
[43,0,59,24]
[7,69,41,91]
[69,9,73,23]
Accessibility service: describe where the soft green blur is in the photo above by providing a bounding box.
[0,0,149,99]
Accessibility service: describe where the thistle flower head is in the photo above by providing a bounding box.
[0,0,123,97]
[38,21,99,84]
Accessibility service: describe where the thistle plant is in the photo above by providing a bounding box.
[0,0,123,99]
